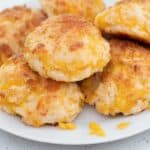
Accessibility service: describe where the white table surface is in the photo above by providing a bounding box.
[0,129,150,150]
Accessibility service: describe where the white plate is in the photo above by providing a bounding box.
[0,0,150,145]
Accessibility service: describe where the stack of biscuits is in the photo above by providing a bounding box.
[0,0,149,127]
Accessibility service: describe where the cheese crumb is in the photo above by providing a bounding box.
[117,122,130,130]
[89,122,106,137]
[58,122,77,130]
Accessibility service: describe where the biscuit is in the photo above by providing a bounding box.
[0,55,84,127]
[95,0,150,44]
[24,15,110,82]
[0,6,46,64]
[81,39,150,116]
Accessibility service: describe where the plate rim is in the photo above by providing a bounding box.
[0,127,149,145]
[0,115,149,145]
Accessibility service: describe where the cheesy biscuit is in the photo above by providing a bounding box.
[40,0,105,22]
[24,15,110,82]
[95,0,150,44]
[81,39,150,116]
[0,55,84,127]
[0,6,46,64]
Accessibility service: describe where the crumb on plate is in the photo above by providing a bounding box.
[117,122,130,130]
[89,122,106,137]
[58,122,77,130]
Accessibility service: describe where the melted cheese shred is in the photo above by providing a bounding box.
[117,122,130,130]
[89,122,106,137]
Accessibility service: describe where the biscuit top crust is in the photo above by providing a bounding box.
[95,0,150,44]
[1,54,62,93]
[101,39,150,82]
[40,0,105,21]
[0,6,46,23]
[0,6,46,54]
[25,15,107,53]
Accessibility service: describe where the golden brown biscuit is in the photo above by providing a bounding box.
[0,44,13,65]
[95,0,150,44]
[24,15,110,82]
[0,55,84,127]
[0,6,46,64]
[40,0,105,22]
[81,39,150,116]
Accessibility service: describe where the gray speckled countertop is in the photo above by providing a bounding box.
[0,130,150,150]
